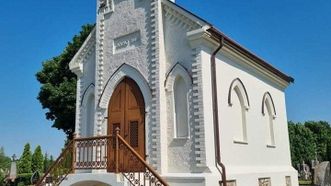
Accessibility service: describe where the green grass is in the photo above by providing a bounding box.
[299,179,312,185]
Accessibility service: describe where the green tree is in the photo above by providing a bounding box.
[288,121,316,167]
[36,24,94,138]
[327,142,331,162]
[304,121,331,161]
[43,153,55,173]
[18,143,32,174]
[32,146,44,173]
[0,147,11,185]
[43,153,49,173]
[0,147,11,170]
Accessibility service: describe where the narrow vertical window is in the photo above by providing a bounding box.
[228,78,250,143]
[165,64,192,139]
[174,76,189,138]
[232,87,247,142]
[262,92,276,147]
[86,94,95,137]
[265,99,275,146]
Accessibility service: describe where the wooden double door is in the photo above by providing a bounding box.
[107,77,145,172]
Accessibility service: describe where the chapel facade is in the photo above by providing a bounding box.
[54,0,298,185]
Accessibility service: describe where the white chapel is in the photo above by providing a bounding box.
[38,0,299,185]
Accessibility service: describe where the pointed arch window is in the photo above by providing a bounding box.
[81,84,95,137]
[228,78,250,143]
[174,76,189,138]
[165,64,192,139]
[262,92,277,147]
[85,94,95,137]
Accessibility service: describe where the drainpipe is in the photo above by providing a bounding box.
[210,31,227,186]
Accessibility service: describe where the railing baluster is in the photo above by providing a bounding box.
[72,134,76,172]
[37,134,168,186]
[144,169,146,186]
[73,135,112,170]
[115,127,120,173]
[116,134,168,186]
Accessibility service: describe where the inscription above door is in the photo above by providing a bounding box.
[114,31,141,53]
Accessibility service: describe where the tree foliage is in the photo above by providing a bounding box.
[288,121,331,167]
[43,153,54,173]
[36,24,95,138]
[0,147,11,170]
[32,146,44,173]
[304,121,331,161]
[0,147,11,185]
[18,143,32,174]
[288,121,316,166]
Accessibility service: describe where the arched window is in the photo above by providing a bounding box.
[85,94,95,137]
[165,63,192,139]
[81,84,95,137]
[262,92,276,146]
[174,76,189,138]
[228,78,250,143]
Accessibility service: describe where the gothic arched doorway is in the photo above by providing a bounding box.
[107,77,145,172]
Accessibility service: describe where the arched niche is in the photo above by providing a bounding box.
[228,78,250,110]
[165,63,192,138]
[228,78,249,143]
[98,63,152,110]
[80,83,95,137]
[262,92,277,118]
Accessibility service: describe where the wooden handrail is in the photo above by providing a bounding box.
[35,140,74,186]
[37,134,168,186]
[74,135,112,141]
[116,133,169,186]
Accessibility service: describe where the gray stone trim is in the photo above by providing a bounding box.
[164,63,192,92]
[75,79,83,137]
[191,47,206,167]
[69,29,96,76]
[163,3,202,31]
[96,11,106,136]
[148,0,161,170]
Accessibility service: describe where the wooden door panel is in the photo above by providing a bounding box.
[110,90,123,112]
[108,77,145,172]
[129,120,139,147]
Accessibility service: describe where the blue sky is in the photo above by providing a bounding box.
[0,0,330,157]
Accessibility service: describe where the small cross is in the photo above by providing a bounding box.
[12,154,16,161]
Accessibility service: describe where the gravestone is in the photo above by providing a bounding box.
[8,154,17,182]
[298,161,312,180]
[314,161,331,186]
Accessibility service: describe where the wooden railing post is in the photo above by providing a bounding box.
[72,133,76,173]
[116,134,169,186]
[115,127,120,173]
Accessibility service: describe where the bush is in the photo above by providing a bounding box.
[15,173,33,186]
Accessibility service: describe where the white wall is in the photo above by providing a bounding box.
[77,48,96,137]
[215,51,291,167]
[163,8,197,173]
[202,48,297,185]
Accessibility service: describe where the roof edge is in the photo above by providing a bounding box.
[69,27,96,76]
[207,27,294,83]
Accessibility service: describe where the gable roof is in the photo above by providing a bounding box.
[163,0,294,83]
[208,27,294,83]
[69,27,96,76]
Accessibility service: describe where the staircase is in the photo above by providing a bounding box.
[36,129,168,186]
